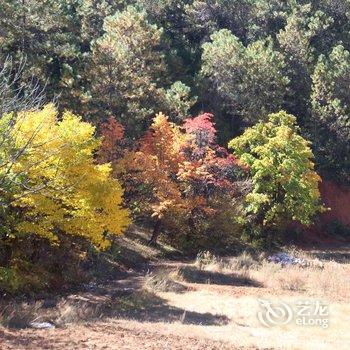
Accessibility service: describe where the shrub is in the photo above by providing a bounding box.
[326,220,350,238]
[143,269,187,292]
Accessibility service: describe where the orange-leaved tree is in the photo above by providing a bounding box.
[122,112,190,244]
[97,116,125,165]
[118,112,247,247]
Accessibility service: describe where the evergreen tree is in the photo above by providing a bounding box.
[89,6,194,136]
[277,4,332,121]
[201,29,289,129]
[310,45,350,183]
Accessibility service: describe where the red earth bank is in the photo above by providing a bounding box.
[298,179,350,244]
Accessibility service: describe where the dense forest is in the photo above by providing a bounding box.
[0,0,349,294]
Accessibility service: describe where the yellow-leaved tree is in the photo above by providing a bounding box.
[9,104,130,249]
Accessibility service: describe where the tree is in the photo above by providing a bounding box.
[185,0,255,44]
[179,113,247,199]
[89,5,194,136]
[201,29,289,128]
[247,0,292,41]
[0,0,127,115]
[0,58,46,116]
[312,0,350,52]
[120,112,246,247]
[183,113,217,146]
[310,45,350,183]
[277,4,332,120]
[97,116,125,165]
[76,0,127,44]
[0,0,79,102]
[0,57,46,244]
[4,104,130,250]
[136,0,194,83]
[162,81,197,122]
[122,112,188,244]
[229,111,323,242]
[89,6,164,132]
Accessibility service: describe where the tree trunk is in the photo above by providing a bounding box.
[149,219,162,245]
[186,214,195,243]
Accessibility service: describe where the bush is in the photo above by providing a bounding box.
[326,220,350,238]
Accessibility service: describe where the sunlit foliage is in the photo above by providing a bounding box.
[121,112,245,247]
[229,111,323,240]
[6,104,130,249]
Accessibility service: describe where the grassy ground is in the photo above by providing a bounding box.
[1,227,349,350]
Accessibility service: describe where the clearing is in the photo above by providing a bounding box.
[1,227,349,350]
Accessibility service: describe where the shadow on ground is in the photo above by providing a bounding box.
[180,266,261,287]
[309,249,350,264]
[0,289,229,329]
[116,290,229,325]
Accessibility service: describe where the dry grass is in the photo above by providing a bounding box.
[0,290,162,329]
[143,269,189,293]
[193,249,350,301]
[224,252,261,271]
[154,248,350,349]
[53,298,105,326]
[0,298,107,328]
[158,290,350,350]
[0,301,44,328]
[195,251,261,271]
[250,258,350,301]
[276,268,307,291]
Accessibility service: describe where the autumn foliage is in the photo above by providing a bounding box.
[119,112,246,247]
[0,100,323,294]
[4,105,130,250]
[0,1,336,295]
[97,116,125,164]
[229,111,323,243]
[121,113,189,244]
